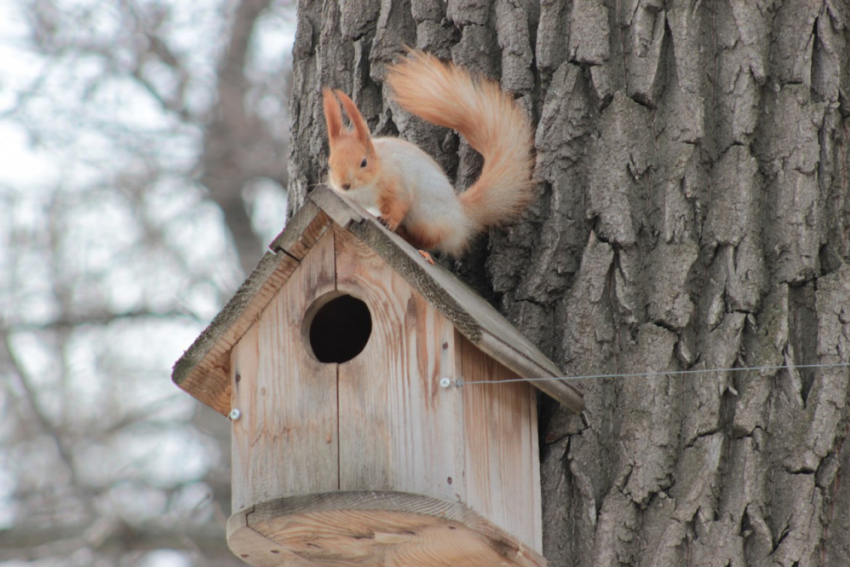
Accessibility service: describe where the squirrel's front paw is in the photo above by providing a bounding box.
[378,216,400,231]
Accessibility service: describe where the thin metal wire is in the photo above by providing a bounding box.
[455,362,850,387]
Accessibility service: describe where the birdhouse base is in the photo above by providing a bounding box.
[227,491,547,567]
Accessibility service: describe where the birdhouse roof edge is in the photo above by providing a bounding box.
[171,249,301,414]
[171,186,584,414]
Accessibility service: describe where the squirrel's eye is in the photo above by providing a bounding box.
[360,158,367,168]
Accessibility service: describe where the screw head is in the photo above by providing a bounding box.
[228,408,242,421]
[439,377,451,388]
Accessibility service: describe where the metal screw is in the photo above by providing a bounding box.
[228,408,242,421]
[439,377,452,389]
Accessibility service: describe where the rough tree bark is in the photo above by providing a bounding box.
[287,1,849,566]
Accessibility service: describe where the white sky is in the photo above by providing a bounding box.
[0,2,60,189]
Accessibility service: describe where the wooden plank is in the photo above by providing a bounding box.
[174,202,331,417]
[269,204,333,261]
[308,185,365,229]
[230,322,261,513]
[173,250,301,415]
[269,199,320,254]
[478,334,585,415]
[530,385,542,551]
[459,332,542,552]
[227,506,313,567]
[237,491,547,567]
[230,229,339,512]
[334,226,465,504]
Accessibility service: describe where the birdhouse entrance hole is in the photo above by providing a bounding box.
[305,293,372,363]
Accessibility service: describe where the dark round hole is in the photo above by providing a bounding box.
[308,295,372,363]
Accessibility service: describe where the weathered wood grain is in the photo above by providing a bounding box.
[228,491,547,567]
[308,185,365,230]
[459,332,542,552]
[226,223,546,563]
[230,229,339,511]
[269,203,332,260]
[334,225,464,503]
[173,250,301,415]
[227,506,313,567]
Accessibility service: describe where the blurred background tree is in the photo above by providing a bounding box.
[0,1,292,565]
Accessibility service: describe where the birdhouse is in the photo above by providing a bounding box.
[172,186,584,567]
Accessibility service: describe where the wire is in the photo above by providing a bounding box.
[454,362,850,387]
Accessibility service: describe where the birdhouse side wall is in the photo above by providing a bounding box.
[457,331,542,552]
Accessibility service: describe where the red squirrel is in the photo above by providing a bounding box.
[322,50,534,257]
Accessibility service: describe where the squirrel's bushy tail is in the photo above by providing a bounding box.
[386,51,535,233]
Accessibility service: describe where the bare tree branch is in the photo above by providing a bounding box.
[0,519,233,562]
[3,309,203,332]
[200,0,287,274]
[1,329,75,469]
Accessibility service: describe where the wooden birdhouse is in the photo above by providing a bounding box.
[172,186,584,567]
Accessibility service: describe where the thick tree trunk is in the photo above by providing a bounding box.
[287,1,850,565]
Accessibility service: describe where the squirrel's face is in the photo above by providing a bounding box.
[323,88,380,195]
[327,135,379,192]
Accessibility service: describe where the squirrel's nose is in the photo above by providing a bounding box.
[342,183,351,190]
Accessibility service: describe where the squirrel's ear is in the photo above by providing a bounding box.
[335,90,372,148]
[322,88,342,143]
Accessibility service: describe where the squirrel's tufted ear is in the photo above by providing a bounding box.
[335,90,373,148]
[322,88,342,143]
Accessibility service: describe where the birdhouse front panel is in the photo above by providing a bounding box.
[230,228,339,511]
[227,221,542,553]
[333,227,465,502]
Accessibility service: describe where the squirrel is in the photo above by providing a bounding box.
[322,50,535,258]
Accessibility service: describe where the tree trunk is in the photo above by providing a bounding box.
[287,1,850,565]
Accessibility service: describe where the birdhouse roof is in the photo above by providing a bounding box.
[172,186,584,415]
